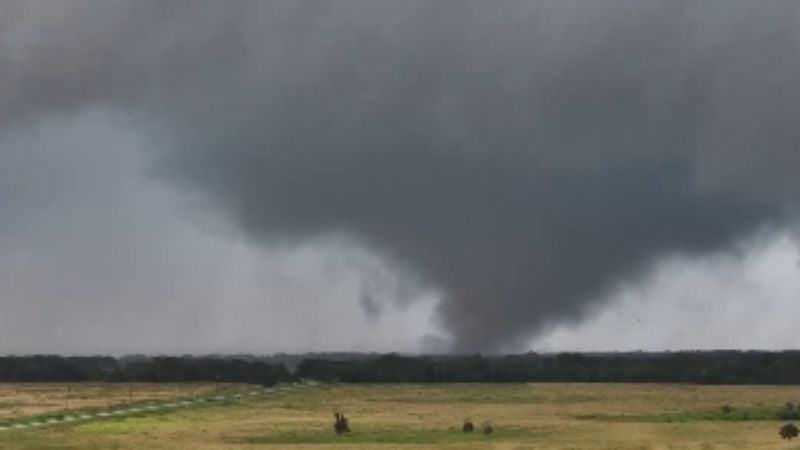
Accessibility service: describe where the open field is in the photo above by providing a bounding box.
[2,383,800,449]
[0,383,221,420]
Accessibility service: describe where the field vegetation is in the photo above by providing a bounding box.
[2,382,800,449]
[0,383,220,419]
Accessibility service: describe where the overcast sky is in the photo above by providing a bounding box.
[1,1,798,355]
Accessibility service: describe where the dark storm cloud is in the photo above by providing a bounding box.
[2,0,799,351]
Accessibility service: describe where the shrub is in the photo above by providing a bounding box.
[462,419,474,432]
[333,412,350,435]
[779,422,799,441]
[777,403,800,421]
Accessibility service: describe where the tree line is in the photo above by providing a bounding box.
[296,351,800,385]
[0,355,291,385]
[2,351,800,384]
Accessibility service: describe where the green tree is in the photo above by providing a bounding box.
[779,422,798,445]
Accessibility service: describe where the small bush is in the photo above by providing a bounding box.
[333,412,350,435]
[462,419,474,433]
[777,403,800,421]
[780,422,799,441]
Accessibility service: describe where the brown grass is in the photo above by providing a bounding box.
[2,383,800,449]
[0,383,219,418]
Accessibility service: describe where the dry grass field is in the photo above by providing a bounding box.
[2,382,800,449]
[0,383,220,419]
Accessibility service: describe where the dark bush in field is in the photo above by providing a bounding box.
[777,403,800,421]
[462,419,474,432]
[333,412,350,435]
[779,422,798,441]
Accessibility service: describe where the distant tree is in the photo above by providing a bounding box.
[462,419,474,433]
[778,403,800,421]
[780,422,798,443]
[333,412,350,435]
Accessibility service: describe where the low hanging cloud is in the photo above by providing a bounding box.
[1,1,799,352]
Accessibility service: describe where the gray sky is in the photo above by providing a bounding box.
[0,1,798,354]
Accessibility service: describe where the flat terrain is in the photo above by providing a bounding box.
[2,382,800,449]
[0,383,219,419]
